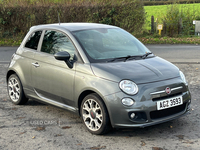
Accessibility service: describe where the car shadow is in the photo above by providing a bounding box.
[105,118,189,137]
[26,99,46,106]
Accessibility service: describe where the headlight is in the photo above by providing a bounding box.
[119,80,138,95]
[180,71,187,84]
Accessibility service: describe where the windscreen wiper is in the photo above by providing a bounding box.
[107,55,138,62]
[142,52,153,59]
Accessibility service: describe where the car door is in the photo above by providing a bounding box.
[31,30,77,109]
[19,30,42,91]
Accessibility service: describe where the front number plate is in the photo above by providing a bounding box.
[157,96,183,110]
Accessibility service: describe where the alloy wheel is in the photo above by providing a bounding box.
[82,99,103,131]
[8,77,20,102]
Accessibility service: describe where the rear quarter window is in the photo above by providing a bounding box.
[25,31,42,50]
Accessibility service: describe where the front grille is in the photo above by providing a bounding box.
[150,103,186,120]
[152,92,182,101]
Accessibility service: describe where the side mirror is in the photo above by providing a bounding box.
[54,51,73,68]
[54,51,70,61]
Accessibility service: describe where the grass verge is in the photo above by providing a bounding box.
[0,37,23,46]
[0,36,199,47]
[138,36,200,45]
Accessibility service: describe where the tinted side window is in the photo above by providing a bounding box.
[41,30,76,59]
[25,31,42,50]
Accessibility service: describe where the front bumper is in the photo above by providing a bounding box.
[113,104,190,128]
[104,77,191,128]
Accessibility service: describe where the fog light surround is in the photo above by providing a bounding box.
[128,112,147,122]
[121,98,135,106]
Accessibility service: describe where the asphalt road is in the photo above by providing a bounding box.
[0,47,17,63]
[146,44,200,63]
[0,44,200,63]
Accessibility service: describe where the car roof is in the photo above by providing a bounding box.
[30,23,118,32]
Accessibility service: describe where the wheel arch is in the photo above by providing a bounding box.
[77,90,109,117]
[6,66,28,89]
[6,70,17,82]
[78,90,95,116]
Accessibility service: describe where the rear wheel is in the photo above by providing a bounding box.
[7,74,28,105]
[81,93,111,135]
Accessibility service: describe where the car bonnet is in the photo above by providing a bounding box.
[90,56,180,84]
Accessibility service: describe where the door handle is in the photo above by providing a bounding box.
[32,62,40,67]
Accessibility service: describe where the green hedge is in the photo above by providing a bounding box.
[0,1,145,37]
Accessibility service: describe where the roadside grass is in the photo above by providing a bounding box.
[1,35,199,46]
[144,3,200,30]
[0,37,23,46]
[138,36,200,45]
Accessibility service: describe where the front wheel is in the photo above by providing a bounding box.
[81,93,111,135]
[7,74,28,105]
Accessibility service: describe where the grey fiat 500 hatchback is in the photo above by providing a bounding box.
[7,23,191,134]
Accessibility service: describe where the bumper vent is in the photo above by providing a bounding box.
[150,103,186,120]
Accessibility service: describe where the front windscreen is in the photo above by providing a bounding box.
[72,28,151,63]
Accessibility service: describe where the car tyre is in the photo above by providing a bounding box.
[7,74,28,105]
[81,93,111,135]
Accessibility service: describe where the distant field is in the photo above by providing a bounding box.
[144,3,200,30]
